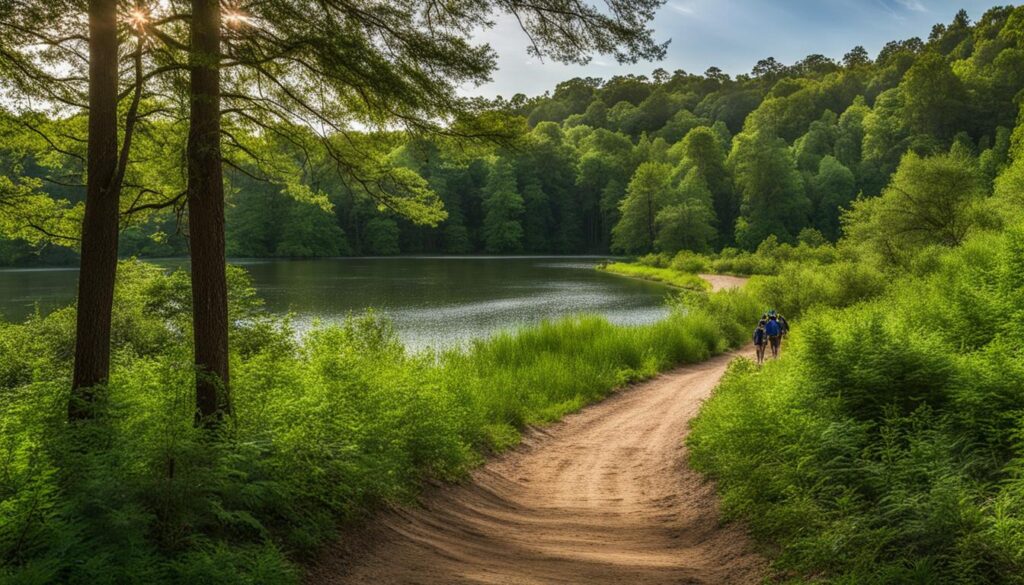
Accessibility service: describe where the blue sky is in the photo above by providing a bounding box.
[466,0,1008,98]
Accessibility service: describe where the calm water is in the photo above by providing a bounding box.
[0,257,674,349]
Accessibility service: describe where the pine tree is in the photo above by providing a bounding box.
[161,0,665,421]
[0,0,162,417]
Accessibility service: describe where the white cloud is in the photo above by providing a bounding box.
[669,2,696,15]
[876,0,929,16]
[896,0,928,12]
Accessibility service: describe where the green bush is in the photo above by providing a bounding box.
[635,252,672,268]
[0,260,757,584]
[688,228,1024,584]
[707,237,838,276]
[669,250,710,273]
[744,261,887,319]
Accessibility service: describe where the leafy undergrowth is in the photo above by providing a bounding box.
[599,261,710,290]
[621,234,840,278]
[0,260,757,584]
[688,228,1024,584]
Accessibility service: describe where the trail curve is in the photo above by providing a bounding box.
[698,273,748,292]
[308,349,765,584]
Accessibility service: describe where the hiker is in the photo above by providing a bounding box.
[777,313,790,350]
[753,321,767,365]
[764,313,782,359]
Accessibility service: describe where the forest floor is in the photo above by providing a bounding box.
[306,275,764,585]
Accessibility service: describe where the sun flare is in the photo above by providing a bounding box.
[126,7,150,30]
[224,10,253,27]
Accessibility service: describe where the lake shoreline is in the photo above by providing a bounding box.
[597,261,711,291]
[0,253,632,271]
[0,257,674,350]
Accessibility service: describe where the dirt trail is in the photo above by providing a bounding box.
[699,273,748,292]
[308,348,766,584]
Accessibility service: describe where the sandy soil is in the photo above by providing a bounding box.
[307,348,766,585]
[698,274,749,292]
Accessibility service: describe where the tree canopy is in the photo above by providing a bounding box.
[5,5,1024,262]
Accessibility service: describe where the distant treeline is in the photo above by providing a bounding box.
[3,6,1024,264]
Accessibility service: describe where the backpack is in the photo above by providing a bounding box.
[753,328,765,345]
[765,319,781,336]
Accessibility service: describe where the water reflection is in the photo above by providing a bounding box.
[0,257,673,350]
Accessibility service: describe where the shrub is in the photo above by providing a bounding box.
[0,260,757,583]
[669,250,710,273]
[688,228,1024,583]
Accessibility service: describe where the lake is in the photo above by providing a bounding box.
[0,257,674,349]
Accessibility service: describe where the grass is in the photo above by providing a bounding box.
[620,236,840,278]
[0,260,757,584]
[598,261,710,290]
[686,228,1024,584]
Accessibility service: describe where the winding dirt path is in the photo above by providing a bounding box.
[308,273,761,584]
[308,351,766,583]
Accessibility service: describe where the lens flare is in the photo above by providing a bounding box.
[224,10,253,27]
[127,7,149,30]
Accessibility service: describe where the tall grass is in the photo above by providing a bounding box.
[0,260,757,584]
[598,261,710,290]
[687,227,1024,584]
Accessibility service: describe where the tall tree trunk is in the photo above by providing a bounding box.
[187,0,230,426]
[69,0,120,420]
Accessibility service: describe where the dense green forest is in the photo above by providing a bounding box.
[4,5,1024,264]
[6,2,1024,583]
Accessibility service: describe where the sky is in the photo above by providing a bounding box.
[465,0,1008,99]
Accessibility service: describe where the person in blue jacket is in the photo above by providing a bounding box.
[765,313,782,359]
[753,321,768,365]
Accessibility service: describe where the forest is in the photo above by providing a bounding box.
[4,6,1023,263]
[4,1,1024,584]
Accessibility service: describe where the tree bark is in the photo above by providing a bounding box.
[187,0,230,426]
[69,0,120,419]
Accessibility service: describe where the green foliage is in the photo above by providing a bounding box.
[811,156,856,240]
[481,158,524,253]
[688,226,1024,583]
[364,217,400,256]
[668,250,711,273]
[8,6,1024,263]
[654,198,717,253]
[842,150,994,267]
[900,52,968,140]
[745,261,887,317]
[994,105,1024,212]
[275,201,350,258]
[598,262,710,291]
[671,126,734,243]
[729,131,810,248]
[0,259,757,583]
[695,234,837,276]
[611,162,673,253]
